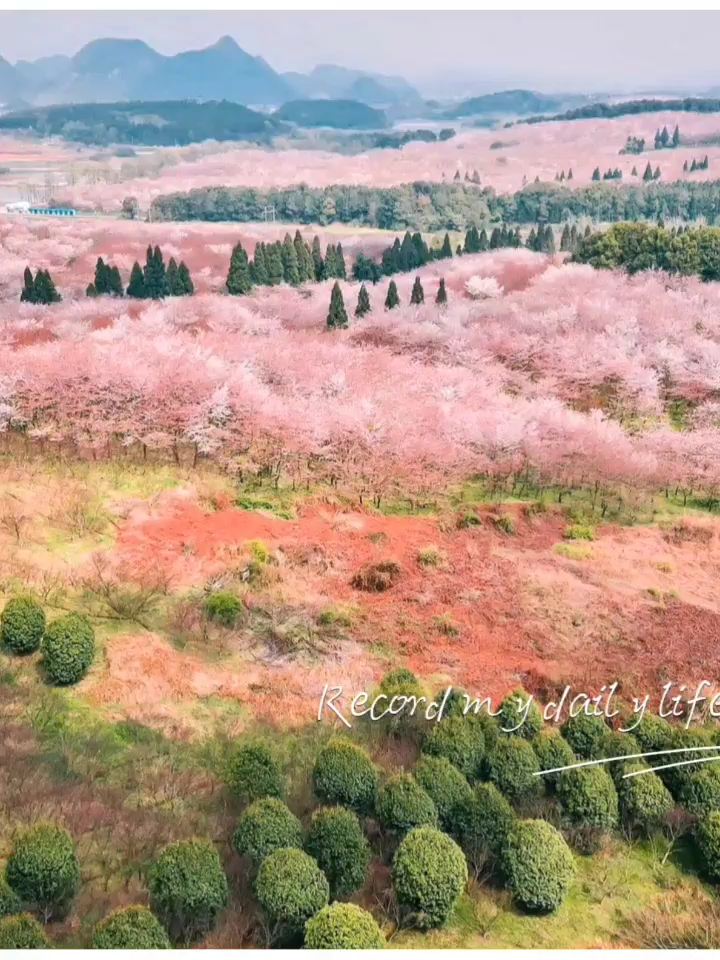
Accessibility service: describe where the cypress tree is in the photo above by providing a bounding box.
[456,244,463,256]
[660,126,670,147]
[489,227,501,249]
[592,167,601,181]
[177,261,194,296]
[251,243,269,285]
[543,225,556,254]
[143,245,168,299]
[526,227,537,250]
[311,236,325,281]
[410,276,424,305]
[32,269,61,304]
[355,283,371,317]
[227,242,253,295]
[399,232,415,270]
[440,233,452,258]
[411,233,428,266]
[293,230,308,282]
[672,124,680,147]
[266,243,284,285]
[86,282,97,297]
[560,224,571,251]
[335,243,347,280]
[108,265,123,296]
[464,226,480,254]
[382,238,401,275]
[281,234,300,285]
[631,165,638,176]
[166,257,180,295]
[327,281,348,329]
[654,165,661,180]
[435,278,448,305]
[94,257,109,295]
[642,162,654,182]
[20,266,35,303]
[126,261,145,298]
[324,244,337,278]
[384,280,400,310]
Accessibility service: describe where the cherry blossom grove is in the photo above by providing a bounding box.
[1,246,719,501]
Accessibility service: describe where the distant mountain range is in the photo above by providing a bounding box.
[0,36,423,111]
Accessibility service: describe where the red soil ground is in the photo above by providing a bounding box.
[99,489,720,732]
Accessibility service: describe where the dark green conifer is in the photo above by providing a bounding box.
[355,283,371,317]
[327,281,348,329]
[410,276,424,305]
[227,242,253,295]
[384,279,400,309]
[435,278,448,305]
[126,261,145,298]
[311,236,325,281]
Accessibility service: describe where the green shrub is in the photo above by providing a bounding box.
[376,774,437,835]
[305,806,370,899]
[255,848,329,933]
[204,591,242,626]
[564,523,595,541]
[417,545,446,568]
[501,819,575,912]
[486,736,542,803]
[226,742,283,804]
[498,689,543,739]
[660,727,717,797]
[392,826,467,929]
[422,714,484,779]
[557,765,619,832]
[599,731,641,781]
[630,713,672,752]
[697,812,720,881]
[0,913,51,948]
[680,765,720,817]
[617,764,674,834]
[233,798,302,865]
[414,755,472,833]
[304,902,385,949]
[371,668,425,738]
[41,613,95,685]
[0,877,21,918]
[493,514,516,535]
[532,730,575,788]
[6,822,80,919]
[457,782,515,869]
[92,906,171,949]
[561,712,608,759]
[1,596,45,655]
[312,739,378,814]
[148,839,228,944]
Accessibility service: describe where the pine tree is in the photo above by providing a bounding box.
[631,165,638,176]
[643,162,654,182]
[672,124,680,147]
[311,236,325,281]
[293,230,309,282]
[355,283,371,317]
[410,276,424,305]
[226,242,253,295]
[464,225,480,254]
[435,278,448,305]
[324,243,337,278]
[251,243,269,285]
[440,233,452,258]
[326,281,348,329]
[384,279,399,310]
[86,283,97,297]
[526,227,537,250]
[654,129,662,150]
[266,243,284,285]
[478,228,488,252]
[543,225,556,255]
[560,223,571,251]
[455,244,463,256]
[143,245,169,299]
[166,257,180,296]
[335,243,347,279]
[592,167,601,181]
[94,257,110,295]
[684,159,689,172]
[108,265,123,296]
[411,233,428,267]
[177,261,194,295]
[654,165,661,180]
[281,234,300,285]
[20,266,35,303]
[567,168,573,180]
[399,232,415,271]
[489,227,501,249]
[660,126,670,147]
[31,269,61,304]
[126,261,145,298]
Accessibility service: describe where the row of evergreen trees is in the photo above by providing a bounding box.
[654,125,680,150]
[86,248,194,299]
[20,268,62,304]
[553,169,574,182]
[684,156,710,173]
[326,276,448,328]
[226,231,349,294]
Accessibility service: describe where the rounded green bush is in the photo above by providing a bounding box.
[92,905,171,949]
[532,730,575,789]
[498,689,543,740]
[148,839,228,944]
[371,668,426,737]
[0,877,21,919]
[422,715,484,779]
[204,591,242,627]
[226,742,283,804]
[659,726,717,797]
[486,736,542,803]
[414,755,472,833]
[599,731,641,781]
[6,821,80,918]
[1,596,45,655]
[312,739,378,814]
[305,902,385,949]
[392,826,467,929]
[696,811,720,882]
[561,713,608,759]
[376,774,437,835]
[457,782,515,868]
[630,713,672,753]
[0,913,51,948]
[255,848,329,932]
[305,806,370,900]
[680,765,720,817]
[557,765,619,832]
[233,798,302,865]
[617,763,674,834]
[501,819,575,913]
[41,613,95,685]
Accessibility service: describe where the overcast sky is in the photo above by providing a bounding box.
[2,11,720,95]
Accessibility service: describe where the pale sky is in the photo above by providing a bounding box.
[2,11,720,95]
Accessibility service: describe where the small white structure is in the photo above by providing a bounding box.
[4,201,30,214]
